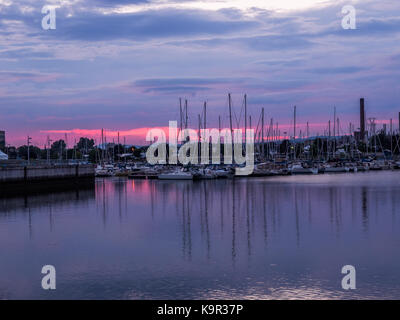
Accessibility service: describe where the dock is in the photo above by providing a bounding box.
[0,162,95,195]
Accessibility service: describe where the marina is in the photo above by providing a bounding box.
[86,96,400,180]
[1,95,399,182]
[92,159,400,180]
[95,161,400,180]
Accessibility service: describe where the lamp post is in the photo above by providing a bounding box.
[27,136,32,164]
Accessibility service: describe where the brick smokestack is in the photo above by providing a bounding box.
[360,98,365,141]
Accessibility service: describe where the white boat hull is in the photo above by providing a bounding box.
[158,174,193,180]
[324,167,348,173]
[291,168,318,175]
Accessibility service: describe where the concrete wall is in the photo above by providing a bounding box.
[0,164,94,183]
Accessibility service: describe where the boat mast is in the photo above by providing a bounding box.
[293,106,296,139]
[276,122,279,154]
[228,93,233,160]
[203,101,207,131]
[333,106,337,158]
[185,99,188,129]
[293,106,296,160]
[262,107,264,159]
[333,106,336,138]
[219,115,222,163]
[268,118,273,159]
[179,98,183,133]
[101,128,104,165]
[390,118,393,156]
[249,115,252,133]
[244,94,247,143]
[328,120,331,160]
[198,113,201,163]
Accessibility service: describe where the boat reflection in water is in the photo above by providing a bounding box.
[0,171,400,299]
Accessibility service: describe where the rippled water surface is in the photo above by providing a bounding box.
[1,171,400,299]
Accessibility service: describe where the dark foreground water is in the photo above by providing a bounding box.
[1,171,400,299]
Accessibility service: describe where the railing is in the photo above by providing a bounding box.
[0,159,92,168]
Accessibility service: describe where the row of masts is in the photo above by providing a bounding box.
[33,94,400,164]
[176,94,346,146]
[178,95,336,143]
[175,94,400,161]
[178,94,400,137]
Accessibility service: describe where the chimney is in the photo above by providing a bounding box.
[360,98,365,141]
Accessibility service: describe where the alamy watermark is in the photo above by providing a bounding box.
[342,5,356,30]
[145,121,255,176]
[341,265,356,290]
[40,4,356,31]
[41,265,56,290]
[41,5,56,30]
[40,5,356,31]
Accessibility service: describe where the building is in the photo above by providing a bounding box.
[0,130,5,152]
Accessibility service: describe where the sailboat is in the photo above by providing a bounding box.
[289,163,318,175]
[95,164,114,177]
[158,168,193,180]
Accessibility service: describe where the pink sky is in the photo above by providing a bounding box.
[5,119,396,147]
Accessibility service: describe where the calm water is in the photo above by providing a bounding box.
[1,171,400,299]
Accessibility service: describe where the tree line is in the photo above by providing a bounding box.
[9,137,144,163]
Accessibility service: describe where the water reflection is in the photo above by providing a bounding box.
[0,172,400,299]
[0,187,95,239]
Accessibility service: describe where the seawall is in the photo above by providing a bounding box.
[0,164,95,195]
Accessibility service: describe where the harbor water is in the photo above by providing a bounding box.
[1,171,400,299]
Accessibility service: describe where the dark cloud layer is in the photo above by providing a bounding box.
[134,77,245,94]
[307,66,369,74]
[36,9,259,41]
[135,78,241,86]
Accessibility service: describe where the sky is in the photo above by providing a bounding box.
[0,0,400,146]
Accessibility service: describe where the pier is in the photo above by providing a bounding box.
[0,162,95,195]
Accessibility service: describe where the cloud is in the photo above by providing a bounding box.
[134,77,241,86]
[0,71,61,82]
[142,86,211,94]
[93,0,150,5]
[169,34,315,52]
[320,18,400,38]
[306,66,369,74]
[41,126,165,139]
[241,34,314,51]
[254,59,305,67]
[249,93,310,105]
[133,77,245,94]
[0,48,54,59]
[34,9,259,41]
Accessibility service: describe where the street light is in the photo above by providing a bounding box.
[46,136,52,164]
[27,136,32,164]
